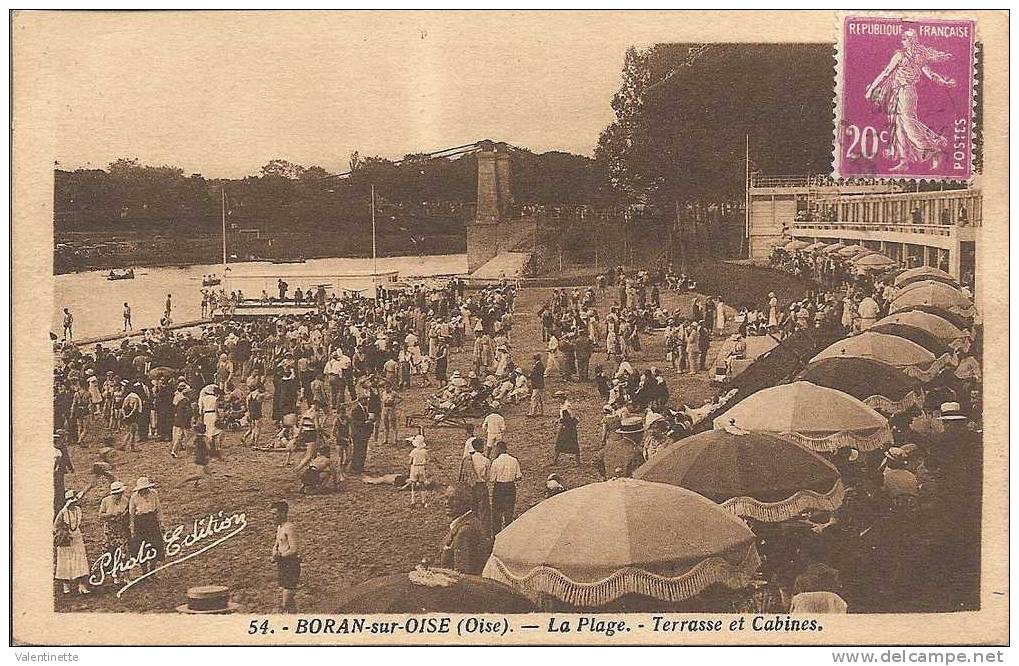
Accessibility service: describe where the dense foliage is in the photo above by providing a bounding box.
[54,149,606,239]
[596,43,837,206]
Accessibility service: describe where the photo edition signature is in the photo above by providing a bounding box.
[89,510,247,597]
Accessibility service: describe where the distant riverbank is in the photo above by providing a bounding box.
[54,253,470,338]
[54,232,467,275]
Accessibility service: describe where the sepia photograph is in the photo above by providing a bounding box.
[10,9,1008,649]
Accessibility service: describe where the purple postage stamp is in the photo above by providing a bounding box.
[834,15,976,181]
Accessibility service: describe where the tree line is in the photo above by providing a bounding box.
[57,43,893,256]
[54,149,609,243]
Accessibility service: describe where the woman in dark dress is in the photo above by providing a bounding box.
[98,482,131,582]
[553,402,581,465]
[434,343,449,386]
[128,478,164,573]
[276,367,299,420]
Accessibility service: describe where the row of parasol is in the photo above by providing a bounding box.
[329,266,978,613]
[801,266,976,412]
[782,238,935,275]
[478,265,979,610]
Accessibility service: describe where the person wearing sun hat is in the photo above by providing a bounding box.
[545,473,566,498]
[54,489,90,595]
[407,434,432,508]
[98,481,130,583]
[129,476,164,573]
[880,447,919,503]
[553,399,581,466]
[596,416,645,479]
[439,486,490,575]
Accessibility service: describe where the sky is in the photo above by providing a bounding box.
[18,11,669,179]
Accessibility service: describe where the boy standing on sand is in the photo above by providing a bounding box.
[270,500,300,613]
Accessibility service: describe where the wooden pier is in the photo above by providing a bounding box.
[68,318,213,348]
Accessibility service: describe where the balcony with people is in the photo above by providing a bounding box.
[788,189,981,248]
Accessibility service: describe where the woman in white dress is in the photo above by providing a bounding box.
[54,490,90,594]
[198,384,222,450]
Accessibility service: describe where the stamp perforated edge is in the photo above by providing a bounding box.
[831,10,979,185]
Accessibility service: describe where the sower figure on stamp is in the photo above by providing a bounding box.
[865,29,956,172]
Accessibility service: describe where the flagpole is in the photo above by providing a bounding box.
[221,188,228,269]
[371,183,378,299]
[744,134,750,259]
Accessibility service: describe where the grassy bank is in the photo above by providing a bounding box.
[688,260,816,309]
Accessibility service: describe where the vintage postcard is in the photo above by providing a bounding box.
[10,10,1008,649]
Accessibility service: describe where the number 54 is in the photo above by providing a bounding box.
[249,619,271,635]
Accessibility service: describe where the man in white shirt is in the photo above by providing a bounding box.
[460,437,491,521]
[324,350,354,405]
[544,334,561,378]
[858,294,881,330]
[198,385,223,454]
[489,442,522,534]
[481,406,506,456]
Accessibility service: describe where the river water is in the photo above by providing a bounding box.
[55,254,468,340]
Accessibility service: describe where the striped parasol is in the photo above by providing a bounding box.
[712,381,893,452]
[483,478,760,608]
[811,331,954,381]
[634,427,844,523]
[890,281,976,320]
[894,265,958,288]
[797,357,922,416]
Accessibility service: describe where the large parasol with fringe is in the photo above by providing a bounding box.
[634,426,844,523]
[712,381,893,453]
[873,310,965,345]
[330,566,535,613]
[797,357,922,415]
[810,331,954,382]
[868,323,950,356]
[852,252,897,272]
[893,266,959,288]
[482,478,760,608]
[837,244,869,257]
[890,281,976,320]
